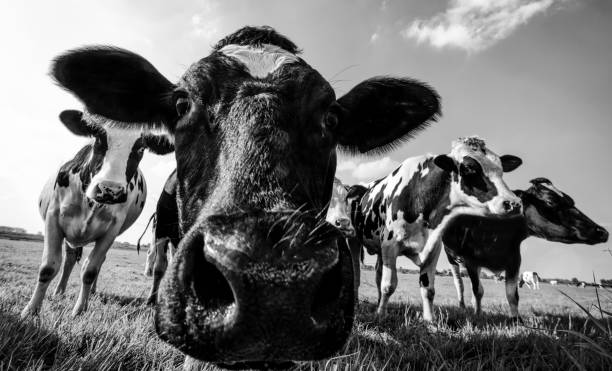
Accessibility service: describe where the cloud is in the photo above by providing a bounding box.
[351,157,400,181]
[403,0,561,52]
[191,1,221,39]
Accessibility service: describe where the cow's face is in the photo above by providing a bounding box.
[326,178,355,237]
[519,178,608,244]
[59,110,174,204]
[51,26,441,364]
[434,137,523,216]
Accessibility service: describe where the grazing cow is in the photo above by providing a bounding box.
[325,178,361,296]
[520,271,540,290]
[21,110,173,317]
[579,281,587,288]
[143,169,179,305]
[445,178,608,316]
[50,26,441,365]
[346,137,522,321]
[550,280,558,286]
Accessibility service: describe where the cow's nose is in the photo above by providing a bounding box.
[335,217,351,228]
[594,227,609,243]
[155,211,355,364]
[503,200,522,214]
[93,181,127,204]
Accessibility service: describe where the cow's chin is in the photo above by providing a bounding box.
[154,235,355,365]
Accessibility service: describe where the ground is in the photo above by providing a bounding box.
[1,239,610,370]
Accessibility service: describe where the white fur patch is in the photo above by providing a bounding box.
[220,44,299,78]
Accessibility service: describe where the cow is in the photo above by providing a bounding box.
[520,271,540,290]
[549,280,558,286]
[21,110,173,317]
[444,178,608,317]
[143,169,179,305]
[325,178,361,296]
[49,26,441,366]
[346,136,523,321]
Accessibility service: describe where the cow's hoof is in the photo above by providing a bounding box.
[146,296,157,306]
[20,307,39,319]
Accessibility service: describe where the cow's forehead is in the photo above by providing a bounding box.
[450,137,502,172]
[219,44,300,79]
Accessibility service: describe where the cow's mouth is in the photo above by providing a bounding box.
[155,212,355,364]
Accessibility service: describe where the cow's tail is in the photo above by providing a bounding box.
[136,213,157,255]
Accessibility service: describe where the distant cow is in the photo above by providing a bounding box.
[580,281,587,288]
[325,178,361,296]
[444,178,608,317]
[347,137,522,321]
[520,271,540,290]
[50,25,444,364]
[550,280,558,286]
[21,110,173,317]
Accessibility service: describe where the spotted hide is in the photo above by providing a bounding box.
[21,110,173,318]
[347,137,523,321]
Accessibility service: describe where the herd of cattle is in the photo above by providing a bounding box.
[17,26,608,367]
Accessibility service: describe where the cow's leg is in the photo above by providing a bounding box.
[21,211,64,317]
[419,240,443,322]
[535,276,540,290]
[89,255,105,295]
[72,228,118,316]
[466,265,484,314]
[505,269,521,318]
[53,242,78,296]
[447,253,465,308]
[347,238,362,298]
[375,253,382,307]
[377,243,399,316]
[146,238,169,305]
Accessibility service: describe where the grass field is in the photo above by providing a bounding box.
[1,238,611,370]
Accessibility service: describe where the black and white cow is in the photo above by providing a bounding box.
[49,26,441,366]
[21,110,173,317]
[347,137,522,321]
[520,271,540,290]
[444,178,608,316]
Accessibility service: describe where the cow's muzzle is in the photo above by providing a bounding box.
[90,181,127,204]
[155,211,355,364]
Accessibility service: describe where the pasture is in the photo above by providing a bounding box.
[1,238,610,370]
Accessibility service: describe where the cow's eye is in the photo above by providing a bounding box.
[324,111,338,130]
[176,97,190,117]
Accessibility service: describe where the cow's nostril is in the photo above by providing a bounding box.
[503,201,512,211]
[311,258,342,325]
[192,255,235,314]
[335,219,341,226]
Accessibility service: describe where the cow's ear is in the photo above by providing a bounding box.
[500,155,522,173]
[52,46,177,131]
[143,134,175,155]
[59,110,101,137]
[335,77,440,155]
[433,155,457,173]
[346,185,368,200]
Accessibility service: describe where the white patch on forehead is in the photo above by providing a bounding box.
[219,43,299,78]
[88,127,142,195]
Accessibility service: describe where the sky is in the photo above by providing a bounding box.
[0,0,610,281]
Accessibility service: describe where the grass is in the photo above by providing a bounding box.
[1,239,611,370]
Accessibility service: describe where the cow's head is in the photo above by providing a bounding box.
[59,110,174,204]
[517,178,608,244]
[51,26,441,365]
[325,178,355,237]
[433,136,522,216]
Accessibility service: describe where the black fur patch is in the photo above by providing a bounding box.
[459,156,498,203]
[213,25,301,54]
[419,273,429,287]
